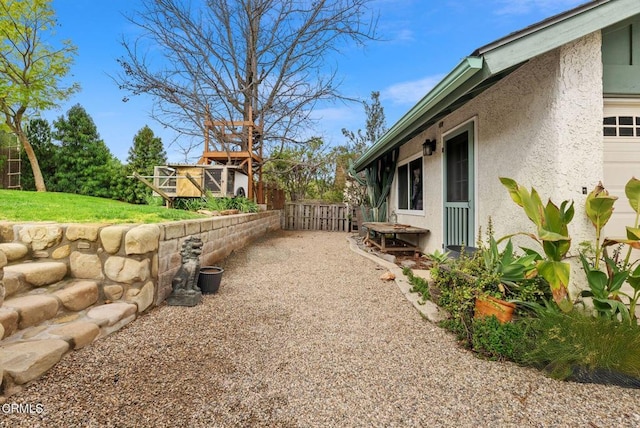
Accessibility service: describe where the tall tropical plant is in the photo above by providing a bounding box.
[593,177,640,322]
[580,182,629,320]
[500,177,574,312]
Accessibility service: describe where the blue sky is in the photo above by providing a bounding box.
[44,0,586,162]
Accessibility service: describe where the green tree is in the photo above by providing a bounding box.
[0,130,15,183]
[264,138,334,202]
[21,118,57,190]
[51,104,121,198]
[341,91,387,156]
[0,0,78,191]
[122,125,167,204]
[339,91,387,205]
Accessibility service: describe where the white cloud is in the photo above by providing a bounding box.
[382,74,445,106]
[392,28,415,43]
[494,0,585,15]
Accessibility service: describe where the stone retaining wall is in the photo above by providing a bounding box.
[0,211,281,313]
[0,211,280,394]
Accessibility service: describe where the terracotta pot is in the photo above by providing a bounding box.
[474,295,516,323]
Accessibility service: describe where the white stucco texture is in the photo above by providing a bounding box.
[392,31,604,275]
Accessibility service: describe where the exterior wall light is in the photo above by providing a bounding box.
[423,139,436,156]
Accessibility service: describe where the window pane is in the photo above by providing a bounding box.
[620,127,634,137]
[603,117,617,125]
[398,164,408,210]
[636,117,640,125]
[619,116,634,125]
[447,132,469,202]
[603,127,617,136]
[409,158,423,210]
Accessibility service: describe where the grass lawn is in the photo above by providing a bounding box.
[0,190,207,223]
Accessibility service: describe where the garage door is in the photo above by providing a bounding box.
[603,99,640,240]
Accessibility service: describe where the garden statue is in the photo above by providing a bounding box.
[167,236,203,307]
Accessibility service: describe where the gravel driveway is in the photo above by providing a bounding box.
[2,230,639,427]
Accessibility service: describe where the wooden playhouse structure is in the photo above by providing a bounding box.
[150,108,266,204]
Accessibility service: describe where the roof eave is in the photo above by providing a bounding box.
[353,56,483,172]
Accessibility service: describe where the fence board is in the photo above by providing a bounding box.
[283,202,349,232]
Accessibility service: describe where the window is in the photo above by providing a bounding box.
[397,157,423,211]
[603,116,640,137]
[446,131,469,202]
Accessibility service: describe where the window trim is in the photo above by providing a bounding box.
[396,153,424,216]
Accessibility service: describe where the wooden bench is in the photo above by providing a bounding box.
[362,222,429,257]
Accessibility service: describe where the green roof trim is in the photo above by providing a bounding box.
[353,0,640,172]
[353,57,483,172]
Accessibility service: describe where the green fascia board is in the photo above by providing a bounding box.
[353,0,640,173]
[479,0,640,75]
[353,56,483,172]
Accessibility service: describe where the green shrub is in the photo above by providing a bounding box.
[174,197,207,211]
[471,316,532,362]
[172,195,260,213]
[523,310,640,380]
[402,267,431,303]
[205,196,259,213]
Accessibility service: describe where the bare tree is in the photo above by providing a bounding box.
[117,0,378,158]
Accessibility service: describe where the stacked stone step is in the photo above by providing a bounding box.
[0,243,138,393]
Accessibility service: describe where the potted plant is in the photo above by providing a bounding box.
[474,294,517,323]
[473,236,539,323]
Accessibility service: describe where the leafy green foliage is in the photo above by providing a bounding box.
[0,0,79,191]
[471,316,531,362]
[121,126,167,204]
[173,196,260,214]
[402,267,431,303]
[580,179,640,324]
[522,310,640,380]
[264,138,337,202]
[19,119,57,191]
[424,249,450,264]
[499,177,574,311]
[431,223,550,349]
[50,104,123,199]
[205,196,259,213]
[579,252,630,321]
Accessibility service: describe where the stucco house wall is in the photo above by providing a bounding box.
[391,31,603,257]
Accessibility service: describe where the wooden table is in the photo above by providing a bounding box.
[362,222,429,257]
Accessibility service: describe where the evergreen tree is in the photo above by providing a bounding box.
[338,91,387,205]
[123,125,167,204]
[341,91,387,156]
[21,119,57,191]
[51,104,122,198]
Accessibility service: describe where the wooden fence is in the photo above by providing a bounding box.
[283,202,350,232]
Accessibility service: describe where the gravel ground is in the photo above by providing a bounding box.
[1,230,640,427]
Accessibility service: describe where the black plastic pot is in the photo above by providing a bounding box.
[198,266,224,294]
[445,245,478,259]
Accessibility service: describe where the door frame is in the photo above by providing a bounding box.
[442,118,476,248]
